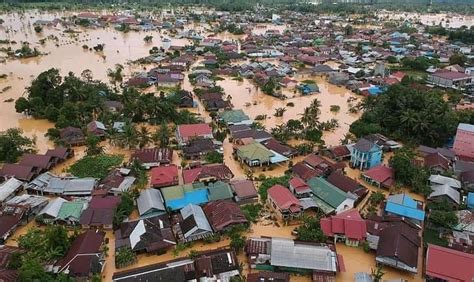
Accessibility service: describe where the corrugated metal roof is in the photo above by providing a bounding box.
[0,178,23,202]
[181,204,212,233]
[270,238,337,272]
[38,197,68,218]
[137,189,165,216]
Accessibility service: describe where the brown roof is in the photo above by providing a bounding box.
[376,221,420,268]
[325,145,351,158]
[0,164,36,182]
[19,154,55,170]
[230,180,257,199]
[182,164,234,184]
[424,152,450,170]
[261,138,295,157]
[202,200,248,232]
[327,171,368,198]
[291,162,322,181]
[247,271,290,282]
[56,230,105,277]
[131,148,173,164]
[45,147,73,160]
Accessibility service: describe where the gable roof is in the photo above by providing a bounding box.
[56,230,105,277]
[131,148,173,164]
[237,142,274,163]
[230,180,257,199]
[202,200,247,232]
[363,165,394,187]
[219,110,251,124]
[426,244,474,281]
[19,153,55,170]
[428,184,460,205]
[207,181,233,201]
[137,189,165,217]
[385,194,425,221]
[180,204,212,236]
[177,123,212,138]
[57,201,85,221]
[0,178,24,202]
[182,164,233,184]
[376,221,420,268]
[353,138,380,153]
[320,209,366,240]
[0,164,36,182]
[38,197,68,218]
[150,165,179,187]
[429,175,461,189]
[267,185,301,211]
[327,171,367,197]
[307,177,349,209]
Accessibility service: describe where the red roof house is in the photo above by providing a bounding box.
[267,185,302,220]
[362,165,394,188]
[79,196,121,229]
[176,123,213,144]
[288,177,311,197]
[425,244,474,282]
[150,165,179,188]
[320,209,367,246]
[390,71,406,82]
[182,164,234,184]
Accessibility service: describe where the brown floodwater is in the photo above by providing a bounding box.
[378,11,474,28]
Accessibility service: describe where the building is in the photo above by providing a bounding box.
[59,126,85,146]
[320,209,367,247]
[362,165,395,189]
[202,200,248,232]
[0,245,22,282]
[53,230,105,278]
[247,271,290,282]
[428,175,461,207]
[229,179,258,204]
[174,204,213,243]
[307,177,356,215]
[115,215,176,255]
[350,138,383,170]
[150,165,179,188]
[453,123,474,160]
[385,194,425,227]
[375,220,420,273]
[131,148,173,169]
[425,244,474,281]
[79,195,121,230]
[27,172,98,196]
[112,249,240,281]
[288,177,312,198]
[246,237,339,277]
[206,181,234,201]
[219,110,253,126]
[183,139,219,160]
[327,171,368,203]
[0,178,24,203]
[0,164,37,182]
[236,142,275,167]
[267,185,302,220]
[427,70,472,89]
[161,184,209,211]
[136,188,166,219]
[182,164,234,184]
[176,123,213,145]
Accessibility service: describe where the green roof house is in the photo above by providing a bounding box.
[236,142,274,167]
[307,177,355,214]
[57,201,86,225]
[219,110,252,126]
[207,181,234,201]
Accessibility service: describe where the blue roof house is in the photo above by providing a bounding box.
[350,138,383,170]
[385,194,425,226]
[467,192,474,209]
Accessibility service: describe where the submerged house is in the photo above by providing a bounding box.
[267,185,302,220]
[246,237,340,277]
[161,184,209,211]
[173,203,213,243]
[320,209,367,247]
[137,188,166,219]
[115,215,176,255]
[384,193,425,227]
[350,138,383,170]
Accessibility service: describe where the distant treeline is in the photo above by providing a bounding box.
[1,0,473,14]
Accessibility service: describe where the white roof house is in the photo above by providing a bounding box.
[0,178,24,202]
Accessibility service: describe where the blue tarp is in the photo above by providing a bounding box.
[368,86,383,96]
[467,193,474,209]
[166,189,209,211]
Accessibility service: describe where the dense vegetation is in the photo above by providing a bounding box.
[350,83,459,147]
[0,128,36,163]
[257,175,291,202]
[67,154,124,178]
[389,148,431,196]
[296,216,326,242]
[12,226,77,281]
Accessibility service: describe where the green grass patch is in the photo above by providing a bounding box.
[68,154,124,179]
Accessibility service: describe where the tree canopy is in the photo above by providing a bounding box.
[0,128,36,163]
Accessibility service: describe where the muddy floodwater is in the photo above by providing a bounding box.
[379,11,474,28]
[1,10,431,282]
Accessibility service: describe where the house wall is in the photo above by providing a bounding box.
[351,148,382,170]
[335,198,355,213]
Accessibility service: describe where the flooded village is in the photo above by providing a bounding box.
[0,2,474,282]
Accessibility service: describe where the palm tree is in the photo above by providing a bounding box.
[137,126,151,148]
[371,265,385,282]
[152,122,171,148]
[274,107,286,117]
[107,64,124,86]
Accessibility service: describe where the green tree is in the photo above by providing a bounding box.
[18,256,50,282]
[429,210,458,229]
[34,25,43,33]
[371,265,385,282]
[85,135,104,156]
[143,35,153,43]
[0,128,36,163]
[296,215,326,242]
[152,122,171,147]
[115,247,136,268]
[205,151,224,164]
[449,53,467,66]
